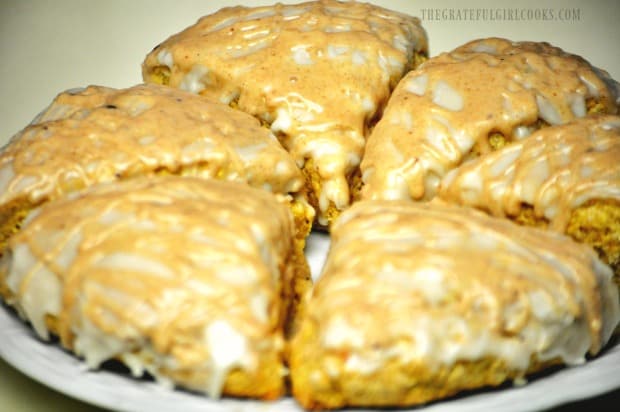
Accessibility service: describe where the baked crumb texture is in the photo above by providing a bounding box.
[290,201,620,409]
[439,115,620,281]
[0,177,311,400]
[0,83,315,257]
[361,37,620,203]
[142,0,429,228]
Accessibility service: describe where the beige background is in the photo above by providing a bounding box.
[0,0,619,411]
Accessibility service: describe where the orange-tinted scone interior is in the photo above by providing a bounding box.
[290,200,620,409]
[0,177,311,399]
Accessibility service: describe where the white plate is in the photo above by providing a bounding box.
[1,232,620,412]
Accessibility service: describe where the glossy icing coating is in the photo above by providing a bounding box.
[2,177,297,398]
[304,200,619,376]
[361,38,619,202]
[440,115,620,231]
[142,0,428,224]
[0,83,305,207]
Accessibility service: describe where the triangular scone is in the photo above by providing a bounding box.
[361,37,620,202]
[290,200,620,409]
[142,0,428,227]
[440,115,620,281]
[0,83,314,255]
[0,176,308,400]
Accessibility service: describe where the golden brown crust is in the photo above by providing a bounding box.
[291,317,561,410]
[567,199,620,281]
[0,199,32,257]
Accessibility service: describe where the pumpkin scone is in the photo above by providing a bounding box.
[0,176,309,400]
[361,37,620,202]
[290,200,620,409]
[0,83,314,258]
[440,115,620,281]
[142,0,428,227]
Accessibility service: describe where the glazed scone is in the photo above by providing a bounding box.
[290,200,620,409]
[361,37,620,202]
[0,176,309,400]
[0,83,314,258]
[440,115,620,281]
[142,0,428,227]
